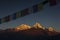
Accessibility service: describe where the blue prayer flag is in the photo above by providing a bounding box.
[32,4,38,13]
[21,8,29,16]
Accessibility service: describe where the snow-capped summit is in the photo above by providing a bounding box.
[15,24,31,31]
[32,22,45,30]
[48,27,55,31]
[15,22,56,32]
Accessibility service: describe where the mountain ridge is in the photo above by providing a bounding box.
[0,22,60,40]
[0,22,59,36]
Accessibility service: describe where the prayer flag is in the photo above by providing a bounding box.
[16,11,21,18]
[10,13,16,20]
[0,19,1,24]
[42,0,48,5]
[38,3,43,11]
[28,7,33,14]
[32,4,38,13]
[4,16,10,22]
[49,0,57,6]
[1,16,10,23]
[21,8,29,16]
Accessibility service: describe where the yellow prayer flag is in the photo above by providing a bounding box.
[38,3,43,11]
[1,17,6,23]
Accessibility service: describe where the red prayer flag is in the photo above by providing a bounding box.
[49,0,57,6]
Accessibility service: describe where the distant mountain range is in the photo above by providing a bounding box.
[0,22,60,40]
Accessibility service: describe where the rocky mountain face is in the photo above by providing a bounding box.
[0,22,60,40]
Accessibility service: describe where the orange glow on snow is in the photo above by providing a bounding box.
[48,27,54,31]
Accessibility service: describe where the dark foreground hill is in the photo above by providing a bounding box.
[0,28,60,40]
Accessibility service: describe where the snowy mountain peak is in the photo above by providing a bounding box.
[15,22,56,32]
[48,27,55,31]
[32,22,45,30]
[15,24,31,31]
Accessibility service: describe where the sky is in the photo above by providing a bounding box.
[0,0,60,32]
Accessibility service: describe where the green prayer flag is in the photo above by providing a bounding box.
[16,11,21,18]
